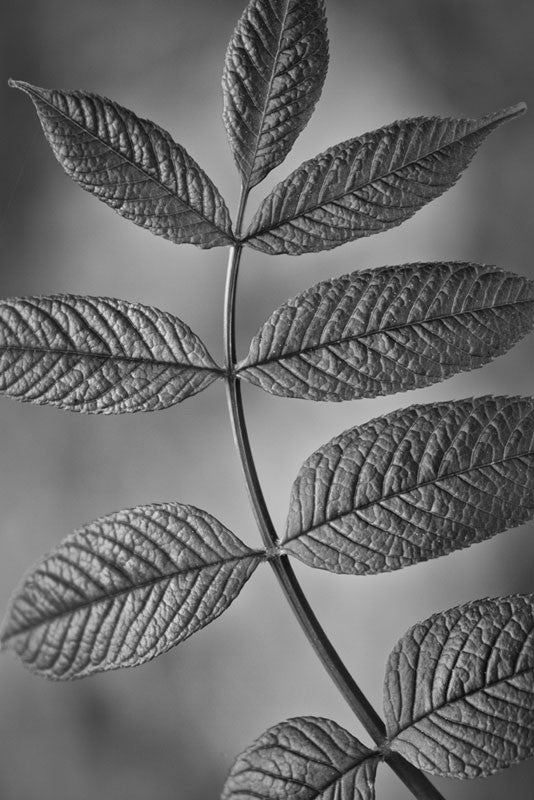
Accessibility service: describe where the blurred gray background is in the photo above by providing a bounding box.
[1,1,534,798]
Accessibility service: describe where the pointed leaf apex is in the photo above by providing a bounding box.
[8,81,44,102]
[8,79,40,95]
[487,100,527,125]
[505,100,527,117]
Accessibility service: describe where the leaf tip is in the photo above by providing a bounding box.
[506,100,527,119]
[488,100,527,126]
[8,79,37,97]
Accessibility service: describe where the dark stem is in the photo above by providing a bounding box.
[223,187,446,800]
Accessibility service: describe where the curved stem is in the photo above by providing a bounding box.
[223,188,446,800]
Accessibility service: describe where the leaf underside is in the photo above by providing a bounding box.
[238,262,534,401]
[1,503,262,679]
[283,396,534,574]
[0,294,221,414]
[223,0,329,191]
[10,80,234,248]
[384,594,534,778]
[221,716,378,800]
[243,103,526,255]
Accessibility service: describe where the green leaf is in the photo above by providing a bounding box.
[223,0,329,191]
[1,503,263,679]
[384,594,534,778]
[242,103,526,255]
[10,80,234,248]
[283,396,534,574]
[238,262,534,401]
[0,294,221,414]
[221,716,378,800]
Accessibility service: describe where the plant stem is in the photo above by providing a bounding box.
[223,187,446,800]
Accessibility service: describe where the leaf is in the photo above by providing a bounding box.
[242,103,526,255]
[283,396,534,574]
[238,262,534,401]
[0,294,222,414]
[0,503,263,679]
[222,0,329,191]
[384,594,534,778]
[221,716,378,800]
[10,80,234,248]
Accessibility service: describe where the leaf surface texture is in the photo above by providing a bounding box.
[384,595,534,778]
[0,294,221,413]
[11,80,234,248]
[223,0,328,190]
[221,716,378,800]
[1,503,262,679]
[283,396,534,574]
[238,262,534,400]
[243,104,525,254]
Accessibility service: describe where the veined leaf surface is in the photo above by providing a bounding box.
[223,0,328,191]
[221,716,378,800]
[10,80,234,248]
[238,262,534,401]
[384,595,534,778]
[0,294,221,413]
[243,104,526,254]
[283,396,534,574]
[1,503,262,679]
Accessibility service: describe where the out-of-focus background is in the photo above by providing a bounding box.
[1,1,533,798]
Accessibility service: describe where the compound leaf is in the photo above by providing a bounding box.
[1,503,263,679]
[221,716,378,800]
[10,80,234,248]
[243,103,526,255]
[223,0,328,191]
[238,262,534,401]
[283,396,534,574]
[0,294,221,414]
[384,594,534,778]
